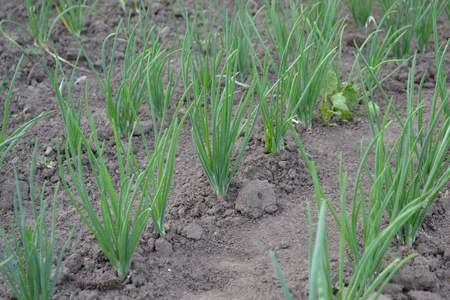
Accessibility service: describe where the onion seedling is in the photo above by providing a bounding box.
[175,0,220,92]
[43,53,84,158]
[57,85,192,279]
[0,0,52,60]
[52,0,106,38]
[183,44,258,196]
[1,56,55,170]
[118,0,138,13]
[216,0,258,82]
[0,141,74,300]
[345,0,375,28]
[0,0,101,61]
[286,125,424,298]
[71,7,174,135]
[356,21,450,244]
[362,53,450,245]
[379,0,446,57]
[263,0,299,64]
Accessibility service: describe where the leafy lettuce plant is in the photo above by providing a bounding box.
[0,141,74,300]
[317,70,363,126]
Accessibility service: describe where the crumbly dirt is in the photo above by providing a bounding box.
[1,1,450,299]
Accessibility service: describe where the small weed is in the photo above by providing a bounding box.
[37,156,56,169]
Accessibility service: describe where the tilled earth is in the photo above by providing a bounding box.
[1,1,450,299]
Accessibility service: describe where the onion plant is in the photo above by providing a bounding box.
[447,2,450,23]
[270,175,422,300]
[43,53,84,157]
[252,53,302,155]
[174,0,220,93]
[356,15,450,243]
[57,83,192,279]
[353,10,410,86]
[0,0,52,60]
[379,0,446,58]
[245,2,338,154]
[360,53,450,245]
[414,0,447,54]
[308,197,419,300]
[72,7,174,135]
[432,6,450,117]
[0,141,74,300]
[139,6,180,123]
[52,0,106,38]
[215,0,259,82]
[108,19,150,135]
[182,42,258,196]
[0,0,103,60]
[345,0,375,28]
[305,0,341,28]
[250,10,308,155]
[241,6,295,155]
[118,0,138,13]
[263,0,301,64]
[1,56,55,170]
[269,250,292,300]
[145,49,179,122]
[283,125,426,298]
[252,45,334,154]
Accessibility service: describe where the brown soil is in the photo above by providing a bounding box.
[1,1,450,300]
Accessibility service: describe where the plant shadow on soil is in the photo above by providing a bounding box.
[1,0,450,299]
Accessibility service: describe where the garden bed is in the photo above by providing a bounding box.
[1,0,450,299]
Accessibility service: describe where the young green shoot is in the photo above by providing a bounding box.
[379,0,446,57]
[1,56,55,170]
[289,125,423,298]
[43,53,84,157]
[216,0,258,82]
[52,0,106,38]
[71,7,173,135]
[0,141,74,300]
[0,0,52,60]
[361,53,450,245]
[345,0,375,28]
[57,81,193,279]
[183,44,258,196]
